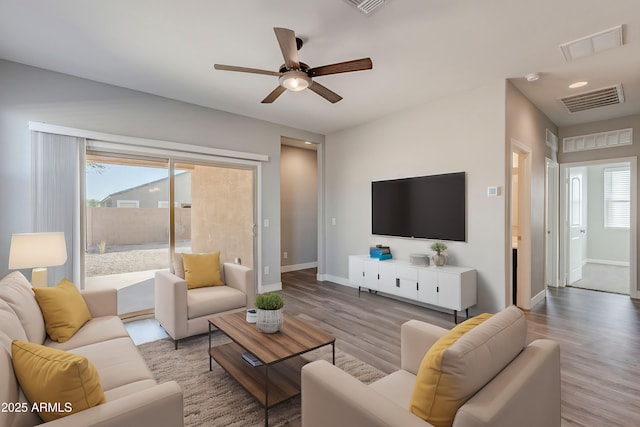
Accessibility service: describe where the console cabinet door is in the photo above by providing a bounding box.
[417,270,439,305]
[363,261,380,291]
[348,256,365,287]
[394,265,419,299]
[435,272,462,310]
[378,262,397,295]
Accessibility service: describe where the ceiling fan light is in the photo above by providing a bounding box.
[280,71,311,91]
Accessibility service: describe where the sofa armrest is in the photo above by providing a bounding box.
[302,360,431,427]
[453,339,561,427]
[43,381,183,427]
[81,288,117,318]
[401,320,448,374]
[154,270,188,341]
[223,263,255,308]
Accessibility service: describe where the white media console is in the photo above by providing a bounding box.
[348,255,477,323]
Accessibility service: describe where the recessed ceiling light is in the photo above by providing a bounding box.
[569,81,589,89]
[304,141,313,145]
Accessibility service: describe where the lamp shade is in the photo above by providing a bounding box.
[8,232,68,269]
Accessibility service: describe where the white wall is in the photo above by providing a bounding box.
[323,81,508,313]
[0,59,324,288]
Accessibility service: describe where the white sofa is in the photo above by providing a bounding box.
[155,261,254,349]
[0,271,184,427]
[302,306,561,427]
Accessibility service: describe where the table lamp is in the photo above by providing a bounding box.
[8,232,68,287]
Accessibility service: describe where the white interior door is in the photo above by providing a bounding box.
[568,168,586,284]
[545,159,559,287]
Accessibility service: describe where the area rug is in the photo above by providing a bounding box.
[138,332,386,427]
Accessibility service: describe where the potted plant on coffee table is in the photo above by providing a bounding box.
[254,292,285,333]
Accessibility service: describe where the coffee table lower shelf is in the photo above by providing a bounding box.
[209,341,308,408]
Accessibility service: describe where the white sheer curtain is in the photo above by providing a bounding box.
[31,131,85,286]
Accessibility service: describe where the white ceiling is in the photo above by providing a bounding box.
[1,0,639,135]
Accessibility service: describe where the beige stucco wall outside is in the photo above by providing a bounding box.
[86,207,191,247]
[190,165,254,268]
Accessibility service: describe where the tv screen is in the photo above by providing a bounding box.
[371,172,466,242]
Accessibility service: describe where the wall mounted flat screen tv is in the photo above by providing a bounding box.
[372,172,466,242]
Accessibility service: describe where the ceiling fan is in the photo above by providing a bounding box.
[214,27,373,104]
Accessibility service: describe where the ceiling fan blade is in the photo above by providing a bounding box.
[308,58,373,77]
[214,64,281,77]
[261,85,287,104]
[308,81,343,103]
[274,27,300,70]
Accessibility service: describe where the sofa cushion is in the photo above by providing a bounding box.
[182,252,224,289]
[45,315,129,351]
[370,369,417,410]
[187,286,246,319]
[0,300,28,352]
[69,337,154,392]
[33,278,92,343]
[0,271,46,344]
[11,340,106,422]
[0,342,42,427]
[173,252,186,279]
[410,306,527,427]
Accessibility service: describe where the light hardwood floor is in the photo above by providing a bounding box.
[129,268,640,426]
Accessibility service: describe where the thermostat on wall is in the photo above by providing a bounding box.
[487,186,500,197]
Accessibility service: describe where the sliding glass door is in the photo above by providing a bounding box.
[84,154,255,318]
[85,155,170,317]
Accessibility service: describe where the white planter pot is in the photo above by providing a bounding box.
[256,308,283,333]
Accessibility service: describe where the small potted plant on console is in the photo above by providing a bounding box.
[255,292,285,333]
[431,242,448,266]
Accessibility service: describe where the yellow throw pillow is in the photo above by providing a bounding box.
[409,313,493,427]
[11,340,106,422]
[33,279,92,343]
[182,252,224,289]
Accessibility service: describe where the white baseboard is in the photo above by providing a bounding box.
[260,282,282,293]
[322,275,354,288]
[531,289,546,307]
[586,258,630,267]
[281,262,318,273]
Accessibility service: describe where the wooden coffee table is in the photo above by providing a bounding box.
[208,312,335,426]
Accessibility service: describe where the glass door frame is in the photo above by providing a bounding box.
[83,139,262,293]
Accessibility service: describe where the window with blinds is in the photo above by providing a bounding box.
[604,166,630,229]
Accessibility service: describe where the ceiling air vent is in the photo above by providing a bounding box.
[559,84,624,113]
[559,25,623,61]
[345,0,387,15]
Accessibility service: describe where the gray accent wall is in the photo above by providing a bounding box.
[280,145,318,268]
[0,59,324,288]
[324,81,509,313]
[505,82,558,303]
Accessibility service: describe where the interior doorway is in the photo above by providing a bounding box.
[280,137,319,273]
[560,158,637,296]
[510,140,532,309]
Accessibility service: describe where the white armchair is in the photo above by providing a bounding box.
[155,261,254,349]
[301,307,560,427]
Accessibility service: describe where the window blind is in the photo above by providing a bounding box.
[604,166,630,229]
